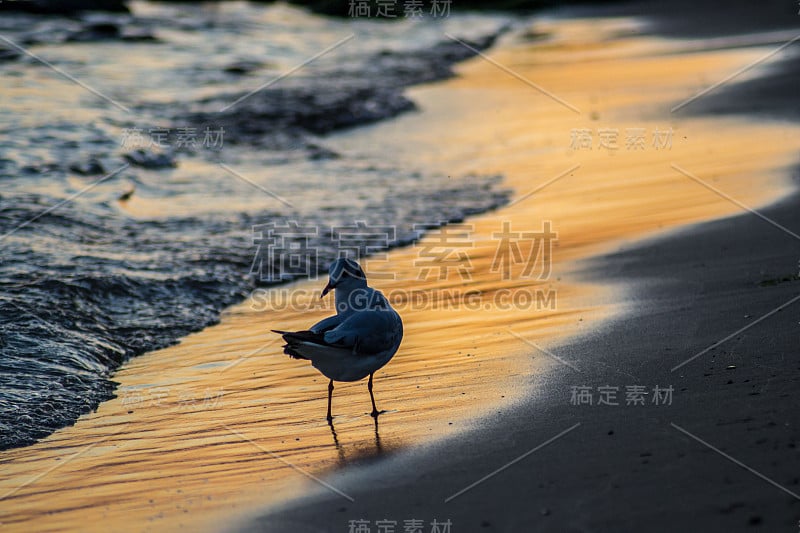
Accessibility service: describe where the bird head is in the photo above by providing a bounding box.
[320,258,367,298]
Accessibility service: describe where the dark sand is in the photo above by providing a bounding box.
[242,3,800,532]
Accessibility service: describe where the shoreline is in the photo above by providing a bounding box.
[0,5,512,452]
[2,7,800,533]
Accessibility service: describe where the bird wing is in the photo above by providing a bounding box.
[323,310,402,356]
[308,313,344,334]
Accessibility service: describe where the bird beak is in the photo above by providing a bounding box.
[320,281,332,299]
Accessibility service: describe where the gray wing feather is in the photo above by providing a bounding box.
[323,310,401,355]
[309,314,344,334]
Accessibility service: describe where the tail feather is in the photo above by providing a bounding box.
[271,329,343,360]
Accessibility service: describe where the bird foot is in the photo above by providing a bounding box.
[370,409,385,418]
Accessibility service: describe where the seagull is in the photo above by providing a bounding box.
[272,258,403,421]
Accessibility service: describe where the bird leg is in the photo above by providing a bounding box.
[327,379,334,422]
[368,372,380,418]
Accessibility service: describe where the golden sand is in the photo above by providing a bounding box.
[2,17,799,532]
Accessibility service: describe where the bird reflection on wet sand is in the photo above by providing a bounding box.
[328,416,386,467]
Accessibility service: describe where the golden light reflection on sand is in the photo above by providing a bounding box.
[2,18,800,532]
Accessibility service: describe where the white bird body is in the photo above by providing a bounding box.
[273,258,403,420]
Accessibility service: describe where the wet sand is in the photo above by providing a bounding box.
[2,12,800,533]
